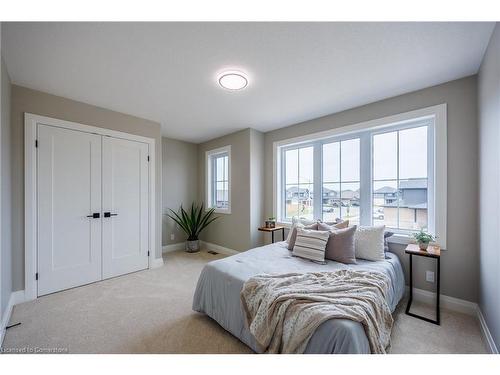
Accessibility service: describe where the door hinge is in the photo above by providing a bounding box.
[35,140,38,148]
[147,155,150,162]
[147,251,150,257]
[35,273,38,281]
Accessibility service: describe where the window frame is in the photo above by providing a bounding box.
[273,104,447,248]
[206,145,232,214]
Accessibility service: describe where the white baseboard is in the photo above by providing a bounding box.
[150,258,165,269]
[408,286,478,316]
[1,290,26,348]
[477,307,499,354]
[200,241,239,256]
[162,243,185,254]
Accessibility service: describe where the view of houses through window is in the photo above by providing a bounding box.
[373,126,428,231]
[285,146,314,220]
[280,121,430,233]
[322,138,360,225]
[213,153,229,209]
[207,145,231,212]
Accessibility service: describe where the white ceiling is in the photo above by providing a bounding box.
[2,22,495,143]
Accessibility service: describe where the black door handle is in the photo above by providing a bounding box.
[104,212,118,218]
[86,213,100,219]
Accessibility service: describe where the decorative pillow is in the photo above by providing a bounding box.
[292,228,330,263]
[324,225,357,264]
[287,222,319,250]
[354,225,386,261]
[285,217,318,243]
[317,220,349,231]
[384,231,394,252]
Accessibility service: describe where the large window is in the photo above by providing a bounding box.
[284,146,314,221]
[373,126,429,231]
[322,138,360,225]
[206,146,231,213]
[275,105,446,245]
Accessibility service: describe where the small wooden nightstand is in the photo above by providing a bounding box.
[258,226,285,243]
[405,243,441,325]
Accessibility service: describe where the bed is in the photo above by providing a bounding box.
[192,241,405,354]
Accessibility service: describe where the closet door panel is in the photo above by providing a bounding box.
[37,125,102,296]
[102,137,149,279]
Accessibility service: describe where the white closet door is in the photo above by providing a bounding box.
[37,125,102,296]
[102,137,149,279]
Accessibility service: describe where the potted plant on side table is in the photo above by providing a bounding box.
[166,203,219,253]
[412,229,436,251]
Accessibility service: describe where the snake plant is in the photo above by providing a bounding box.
[166,203,219,241]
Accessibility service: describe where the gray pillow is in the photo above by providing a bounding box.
[287,222,319,250]
[324,225,357,264]
[317,220,349,231]
[384,231,394,252]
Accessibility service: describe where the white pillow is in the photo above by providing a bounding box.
[292,228,330,263]
[354,225,386,261]
[285,217,316,243]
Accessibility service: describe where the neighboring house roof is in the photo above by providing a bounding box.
[322,187,337,195]
[374,186,397,194]
[286,186,311,194]
[322,187,360,199]
[340,190,359,200]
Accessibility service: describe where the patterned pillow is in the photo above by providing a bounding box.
[285,217,317,242]
[354,225,386,261]
[292,228,330,263]
[287,222,320,250]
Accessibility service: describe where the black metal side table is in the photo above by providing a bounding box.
[258,226,285,243]
[405,243,441,325]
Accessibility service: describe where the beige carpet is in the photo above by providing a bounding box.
[3,250,488,354]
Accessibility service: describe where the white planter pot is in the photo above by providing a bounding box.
[418,241,429,251]
[186,240,200,253]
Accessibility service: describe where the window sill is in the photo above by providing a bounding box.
[211,209,231,215]
[387,233,412,245]
[276,221,292,228]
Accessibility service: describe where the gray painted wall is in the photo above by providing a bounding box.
[249,129,265,248]
[264,76,479,302]
[1,46,13,322]
[478,23,499,349]
[197,128,265,251]
[10,85,162,292]
[197,129,252,251]
[162,137,198,246]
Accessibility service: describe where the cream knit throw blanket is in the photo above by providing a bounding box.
[240,269,393,354]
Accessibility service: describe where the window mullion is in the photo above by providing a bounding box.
[396,131,400,229]
[281,148,286,221]
[296,148,300,218]
[360,132,371,226]
[428,123,435,235]
[313,142,322,221]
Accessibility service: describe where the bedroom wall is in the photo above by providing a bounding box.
[197,128,265,252]
[1,34,13,327]
[478,23,499,350]
[249,129,265,248]
[197,129,252,251]
[9,85,162,292]
[264,76,479,302]
[162,137,198,246]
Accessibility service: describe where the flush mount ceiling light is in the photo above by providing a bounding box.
[217,70,248,91]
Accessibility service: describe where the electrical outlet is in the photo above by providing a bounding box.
[170,234,175,241]
[426,271,435,283]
